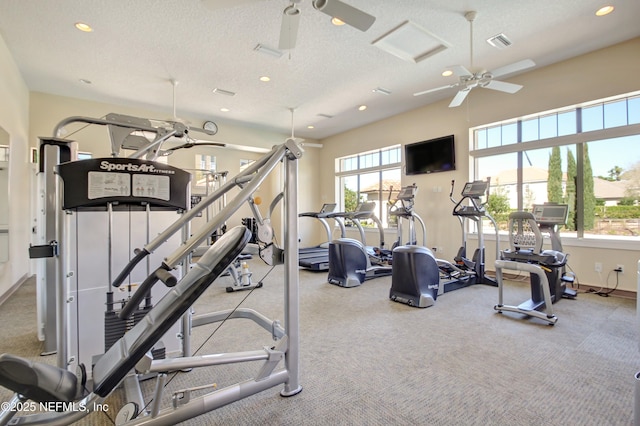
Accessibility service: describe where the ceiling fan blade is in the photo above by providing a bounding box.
[451,65,473,77]
[413,84,457,97]
[490,59,535,78]
[449,89,470,108]
[279,6,301,50]
[201,0,263,10]
[312,0,376,32]
[483,79,523,94]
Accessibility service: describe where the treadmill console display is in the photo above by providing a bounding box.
[532,204,568,226]
[319,203,336,213]
[356,202,377,213]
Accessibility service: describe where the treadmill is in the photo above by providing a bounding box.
[298,203,345,271]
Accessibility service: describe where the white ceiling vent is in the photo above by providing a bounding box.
[486,33,512,49]
[372,20,450,63]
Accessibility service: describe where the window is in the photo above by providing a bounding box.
[335,146,401,228]
[471,91,640,241]
[240,159,255,172]
[194,154,216,188]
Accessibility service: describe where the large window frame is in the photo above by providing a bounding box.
[335,146,401,229]
[471,91,640,245]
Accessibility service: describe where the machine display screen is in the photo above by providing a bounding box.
[532,204,568,224]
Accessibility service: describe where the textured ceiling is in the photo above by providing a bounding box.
[0,0,639,140]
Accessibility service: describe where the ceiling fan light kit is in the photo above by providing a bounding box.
[412,10,535,108]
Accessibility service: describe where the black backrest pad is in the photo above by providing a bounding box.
[92,226,250,397]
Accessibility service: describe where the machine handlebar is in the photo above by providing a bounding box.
[118,267,176,319]
[111,249,149,288]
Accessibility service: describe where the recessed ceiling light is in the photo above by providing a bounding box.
[220,108,230,112]
[442,70,453,77]
[259,76,271,82]
[595,5,614,16]
[74,22,93,32]
[307,125,315,129]
[79,78,92,84]
[358,105,367,111]
[331,17,345,26]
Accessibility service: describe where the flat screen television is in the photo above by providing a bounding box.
[404,135,455,175]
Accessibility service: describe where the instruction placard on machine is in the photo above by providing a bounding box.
[88,171,170,201]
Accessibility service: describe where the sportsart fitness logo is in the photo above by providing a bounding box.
[99,161,175,175]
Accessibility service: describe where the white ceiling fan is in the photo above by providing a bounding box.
[202,0,376,50]
[413,11,535,108]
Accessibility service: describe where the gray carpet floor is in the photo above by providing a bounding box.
[0,258,638,425]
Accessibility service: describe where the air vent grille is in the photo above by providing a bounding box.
[486,33,512,49]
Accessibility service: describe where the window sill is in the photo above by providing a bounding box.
[472,232,640,251]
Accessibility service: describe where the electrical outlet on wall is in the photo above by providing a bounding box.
[595,262,603,273]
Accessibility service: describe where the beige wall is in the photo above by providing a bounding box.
[0,34,30,297]
[319,37,640,293]
[3,35,639,296]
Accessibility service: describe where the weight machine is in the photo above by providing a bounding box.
[8,113,304,424]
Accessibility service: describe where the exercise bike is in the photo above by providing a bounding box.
[494,204,576,325]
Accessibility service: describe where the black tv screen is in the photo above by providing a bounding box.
[404,135,456,175]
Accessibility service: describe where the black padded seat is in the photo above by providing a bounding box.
[0,354,78,403]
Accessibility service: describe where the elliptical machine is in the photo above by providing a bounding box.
[440,179,499,293]
[327,202,393,287]
[388,184,440,308]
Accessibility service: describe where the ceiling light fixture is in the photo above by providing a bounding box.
[220,108,230,112]
[79,78,92,84]
[331,17,345,26]
[212,88,236,96]
[259,76,271,82]
[358,105,367,111]
[307,125,315,129]
[254,44,284,58]
[441,70,453,77]
[74,22,93,32]
[313,0,376,31]
[595,5,614,16]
